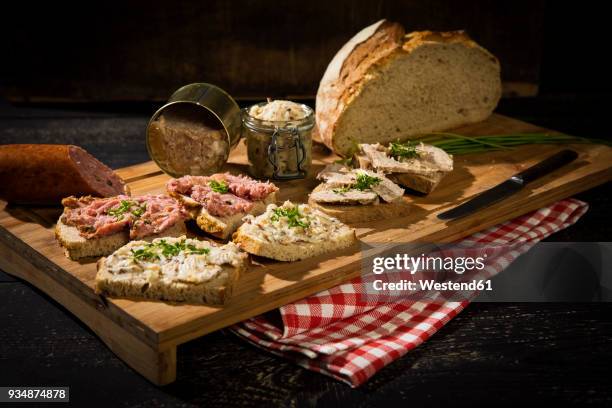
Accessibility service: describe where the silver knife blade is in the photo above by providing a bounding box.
[437,149,578,220]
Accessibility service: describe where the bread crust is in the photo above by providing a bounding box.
[316,20,404,152]
[316,20,501,156]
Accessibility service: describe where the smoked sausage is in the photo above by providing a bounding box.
[0,144,129,205]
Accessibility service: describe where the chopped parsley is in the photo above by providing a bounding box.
[131,203,146,217]
[131,239,210,262]
[331,172,380,194]
[271,207,309,228]
[107,200,147,220]
[209,179,229,194]
[389,141,420,159]
[353,172,381,191]
[131,247,159,262]
[107,200,132,220]
[332,187,350,194]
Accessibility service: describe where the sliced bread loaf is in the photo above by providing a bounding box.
[316,19,501,156]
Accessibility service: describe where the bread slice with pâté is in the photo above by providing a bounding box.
[232,201,357,262]
[55,195,188,260]
[308,164,410,224]
[355,142,453,194]
[95,236,248,305]
[166,174,279,240]
[55,219,186,261]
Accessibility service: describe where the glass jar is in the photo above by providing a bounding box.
[242,102,314,180]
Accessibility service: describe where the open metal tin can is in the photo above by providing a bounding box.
[146,83,242,177]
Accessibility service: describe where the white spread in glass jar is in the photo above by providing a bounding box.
[248,100,308,122]
[243,100,314,180]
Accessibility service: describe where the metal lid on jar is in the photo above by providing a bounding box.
[146,83,241,177]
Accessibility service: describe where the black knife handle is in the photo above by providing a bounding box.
[516,149,578,184]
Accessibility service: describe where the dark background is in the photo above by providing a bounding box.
[1,0,611,102]
[1,1,611,407]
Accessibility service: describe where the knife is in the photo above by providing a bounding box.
[437,149,578,220]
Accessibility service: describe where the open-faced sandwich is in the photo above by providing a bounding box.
[233,200,356,261]
[96,236,248,305]
[354,142,453,194]
[308,163,409,224]
[55,195,189,260]
[166,173,278,240]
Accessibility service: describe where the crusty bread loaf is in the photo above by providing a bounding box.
[55,218,186,261]
[316,19,502,156]
[308,184,410,224]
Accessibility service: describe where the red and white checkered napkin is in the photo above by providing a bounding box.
[231,199,589,387]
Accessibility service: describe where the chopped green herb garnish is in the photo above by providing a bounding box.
[271,207,309,228]
[107,200,133,220]
[108,200,146,220]
[389,141,420,159]
[330,173,380,194]
[131,239,210,262]
[131,247,159,262]
[353,172,381,191]
[333,187,350,194]
[209,179,229,194]
[131,203,146,217]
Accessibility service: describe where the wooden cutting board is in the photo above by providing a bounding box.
[0,114,610,385]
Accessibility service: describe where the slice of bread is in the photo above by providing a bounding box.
[316,20,502,156]
[180,191,277,240]
[55,218,129,261]
[55,218,186,261]
[232,201,356,262]
[95,237,248,305]
[308,184,410,224]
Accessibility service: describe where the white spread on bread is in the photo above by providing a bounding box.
[239,201,350,245]
[103,236,246,285]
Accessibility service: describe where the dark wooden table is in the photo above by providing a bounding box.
[0,97,610,407]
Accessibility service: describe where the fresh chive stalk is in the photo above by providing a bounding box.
[400,132,611,155]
